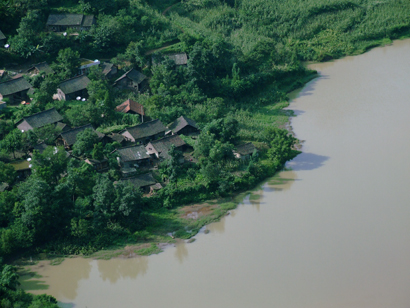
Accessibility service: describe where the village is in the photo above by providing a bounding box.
[0,13,257,196]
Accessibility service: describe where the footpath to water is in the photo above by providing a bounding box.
[21,39,410,308]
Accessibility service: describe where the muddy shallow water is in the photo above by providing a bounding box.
[21,39,410,308]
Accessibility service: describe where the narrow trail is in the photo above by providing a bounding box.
[162,2,179,15]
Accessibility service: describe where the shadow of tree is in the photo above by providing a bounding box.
[287,152,329,171]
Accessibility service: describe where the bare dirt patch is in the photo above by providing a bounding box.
[179,202,218,220]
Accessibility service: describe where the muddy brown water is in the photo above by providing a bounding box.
[21,39,410,307]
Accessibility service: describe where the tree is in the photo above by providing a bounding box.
[92,143,104,160]
[1,129,23,159]
[0,264,20,291]
[194,131,214,157]
[72,128,99,157]
[265,127,298,166]
[209,141,234,162]
[55,48,80,79]
[32,146,68,184]
[166,145,183,186]
[33,124,62,145]
[0,162,16,185]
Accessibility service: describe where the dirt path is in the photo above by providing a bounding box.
[162,2,179,15]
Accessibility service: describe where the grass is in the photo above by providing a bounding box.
[135,243,162,255]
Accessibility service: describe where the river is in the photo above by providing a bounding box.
[21,39,410,308]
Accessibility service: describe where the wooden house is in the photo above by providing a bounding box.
[0,77,32,104]
[233,143,257,160]
[121,173,159,194]
[101,62,117,79]
[113,68,147,92]
[57,75,90,101]
[58,124,105,149]
[114,144,151,169]
[146,135,187,160]
[121,119,166,144]
[167,116,199,136]
[26,62,54,75]
[46,14,95,32]
[16,108,63,131]
[0,30,6,46]
[85,158,109,172]
[115,99,145,122]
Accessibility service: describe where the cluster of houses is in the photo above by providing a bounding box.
[0,13,257,194]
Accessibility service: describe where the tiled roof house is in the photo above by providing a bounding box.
[57,75,90,101]
[0,77,32,104]
[46,14,95,32]
[145,135,187,160]
[168,116,199,135]
[121,119,166,144]
[16,108,63,131]
[114,68,147,92]
[115,99,145,121]
[59,124,105,148]
[27,62,54,75]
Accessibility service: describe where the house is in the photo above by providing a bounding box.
[0,30,6,45]
[115,99,145,122]
[0,77,32,104]
[26,62,54,75]
[107,133,127,145]
[58,124,105,149]
[101,62,117,79]
[167,53,188,65]
[16,108,63,131]
[32,142,48,154]
[113,68,147,92]
[146,135,187,160]
[114,144,151,169]
[121,173,159,194]
[78,58,100,75]
[57,75,90,101]
[233,142,257,160]
[85,158,109,172]
[121,119,166,144]
[167,116,199,136]
[46,14,95,32]
[11,160,31,180]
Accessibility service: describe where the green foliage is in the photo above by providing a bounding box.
[0,162,17,185]
[72,128,99,157]
[54,48,81,80]
[32,146,68,183]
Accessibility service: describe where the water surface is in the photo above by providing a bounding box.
[22,39,410,308]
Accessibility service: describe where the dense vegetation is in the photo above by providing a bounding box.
[0,0,410,305]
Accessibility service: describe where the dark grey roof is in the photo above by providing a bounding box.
[19,108,63,129]
[27,62,54,75]
[82,15,95,27]
[60,124,104,146]
[0,30,5,40]
[46,14,94,27]
[33,142,48,153]
[168,116,198,134]
[115,69,146,85]
[122,173,156,189]
[47,14,84,26]
[147,135,186,159]
[108,133,126,143]
[234,143,256,156]
[59,75,90,95]
[101,62,114,75]
[124,119,166,140]
[167,53,188,65]
[0,77,32,96]
[115,144,150,162]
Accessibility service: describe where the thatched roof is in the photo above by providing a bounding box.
[18,108,63,130]
[60,124,104,146]
[46,14,95,27]
[124,119,166,140]
[115,68,146,85]
[27,62,54,75]
[168,116,198,134]
[115,144,150,162]
[59,75,90,95]
[122,173,156,189]
[146,135,186,159]
[234,143,256,156]
[0,77,32,96]
[0,30,5,41]
[116,99,144,115]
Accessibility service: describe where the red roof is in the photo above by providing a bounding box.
[115,99,145,116]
